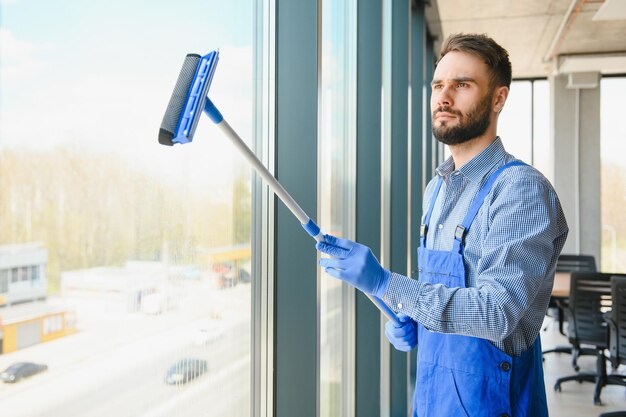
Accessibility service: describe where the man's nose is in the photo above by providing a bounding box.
[435,85,453,108]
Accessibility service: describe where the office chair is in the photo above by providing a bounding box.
[556,254,597,272]
[597,276,626,417]
[543,254,598,371]
[554,272,626,405]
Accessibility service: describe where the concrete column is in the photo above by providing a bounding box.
[550,72,601,261]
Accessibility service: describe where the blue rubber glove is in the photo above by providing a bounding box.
[317,234,391,298]
[385,313,417,352]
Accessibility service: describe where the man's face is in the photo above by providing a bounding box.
[430,51,496,145]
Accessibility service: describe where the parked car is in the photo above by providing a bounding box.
[1,362,48,383]
[164,358,208,385]
[238,261,251,284]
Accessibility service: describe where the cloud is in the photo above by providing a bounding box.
[208,45,254,136]
[0,28,55,83]
[0,41,255,190]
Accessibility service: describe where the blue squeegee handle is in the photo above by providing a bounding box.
[204,99,323,242]
[204,99,401,326]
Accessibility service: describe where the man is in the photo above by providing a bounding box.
[317,33,568,417]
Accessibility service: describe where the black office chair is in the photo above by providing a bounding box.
[597,276,626,417]
[543,254,598,371]
[556,254,598,272]
[553,272,626,405]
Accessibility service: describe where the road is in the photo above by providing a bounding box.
[0,283,251,417]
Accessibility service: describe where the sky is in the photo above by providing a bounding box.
[0,0,254,189]
[1,0,624,186]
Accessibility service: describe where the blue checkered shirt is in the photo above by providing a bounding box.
[384,138,569,355]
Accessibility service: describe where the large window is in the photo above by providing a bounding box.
[600,76,626,273]
[0,1,254,416]
[498,79,550,178]
[319,0,357,415]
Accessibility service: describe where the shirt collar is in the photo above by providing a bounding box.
[436,137,507,183]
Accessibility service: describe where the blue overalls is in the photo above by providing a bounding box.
[414,160,548,417]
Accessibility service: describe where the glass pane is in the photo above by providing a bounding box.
[499,81,532,163]
[532,80,551,181]
[0,1,254,416]
[600,77,626,273]
[319,0,356,416]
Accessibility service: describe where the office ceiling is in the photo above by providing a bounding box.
[425,0,626,78]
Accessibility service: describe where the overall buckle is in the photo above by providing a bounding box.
[454,225,466,241]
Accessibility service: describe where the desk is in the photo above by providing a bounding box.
[550,272,571,335]
[552,271,571,297]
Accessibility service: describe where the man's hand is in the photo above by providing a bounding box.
[385,313,417,352]
[317,234,391,298]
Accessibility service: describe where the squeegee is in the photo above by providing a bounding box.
[159,51,400,326]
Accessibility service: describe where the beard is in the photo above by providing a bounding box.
[432,91,493,146]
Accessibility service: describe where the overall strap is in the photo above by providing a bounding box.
[420,176,444,247]
[452,160,528,254]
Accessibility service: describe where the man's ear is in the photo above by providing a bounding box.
[493,86,509,113]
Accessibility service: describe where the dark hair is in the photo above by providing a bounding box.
[438,33,512,89]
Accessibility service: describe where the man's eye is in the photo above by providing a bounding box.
[432,84,443,90]
[457,82,469,88]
